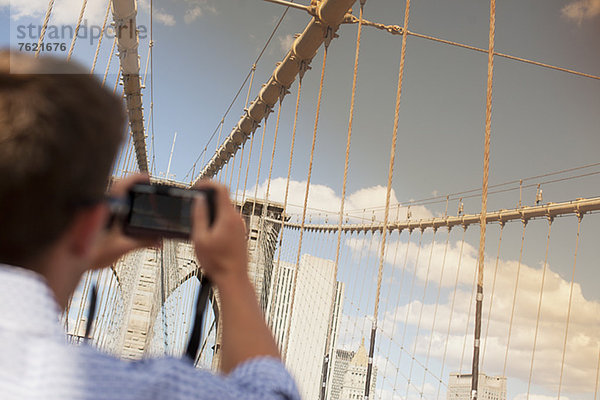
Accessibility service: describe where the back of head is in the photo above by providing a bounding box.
[0,50,126,267]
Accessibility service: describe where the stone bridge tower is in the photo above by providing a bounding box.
[100,197,285,360]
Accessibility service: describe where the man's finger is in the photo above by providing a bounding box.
[109,174,149,197]
[192,195,209,243]
[194,180,231,222]
[215,184,233,219]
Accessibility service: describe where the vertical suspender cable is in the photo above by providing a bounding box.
[222,158,229,184]
[420,227,451,398]
[228,151,237,188]
[101,38,117,87]
[337,217,364,351]
[472,0,495,396]
[250,121,268,220]
[116,130,131,176]
[594,345,600,400]
[113,66,121,93]
[320,4,365,396]
[268,79,303,328]
[503,219,527,377]
[124,128,137,175]
[436,227,466,400]
[379,228,411,395]
[149,0,156,175]
[250,121,268,290]
[144,0,156,174]
[460,248,480,374]
[371,208,399,398]
[67,0,89,62]
[258,99,283,314]
[395,229,422,371]
[405,229,437,399]
[68,73,125,330]
[94,268,116,344]
[557,214,582,399]
[238,68,258,208]
[215,121,226,183]
[355,224,377,345]
[90,0,112,74]
[481,222,504,368]
[119,132,133,177]
[366,0,411,397]
[265,100,283,202]
[245,66,257,109]
[240,131,256,212]
[526,218,553,399]
[283,47,329,360]
[35,0,55,58]
[215,121,225,160]
[234,144,245,202]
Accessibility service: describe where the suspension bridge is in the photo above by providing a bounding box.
[12,0,600,399]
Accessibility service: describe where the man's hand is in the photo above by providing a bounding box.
[89,174,158,268]
[191,181,280,373]
[191,181,249,287]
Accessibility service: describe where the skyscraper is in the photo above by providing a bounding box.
[268,260,295,347]
[335,340,377,400]
[327,349,354,400]
[269,254,344,400]
[324,282,345,398]
[447,373,506,400]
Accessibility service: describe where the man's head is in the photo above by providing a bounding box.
[0,51,126,268]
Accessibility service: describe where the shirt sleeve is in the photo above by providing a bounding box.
[225,357,301,399]
[77,346,301,400]
[154,356,301,400]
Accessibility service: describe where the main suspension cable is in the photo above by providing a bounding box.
[343,15,600,81]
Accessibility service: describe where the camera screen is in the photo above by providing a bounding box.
[129,191,193,235]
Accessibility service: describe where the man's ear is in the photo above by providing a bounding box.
[66,204,109,260]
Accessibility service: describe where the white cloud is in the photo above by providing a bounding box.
[153,10,175,26]
[561,0,600,23]
[184,6,202,24]
[2,0,178,27]
[137,0,176,26]
[346,236,478,288]
[278,34,294,54]
[4,0,109,25]
[247,178,433,224]
[183,0,216,24]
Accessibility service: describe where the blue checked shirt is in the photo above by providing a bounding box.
[0,265,301,400]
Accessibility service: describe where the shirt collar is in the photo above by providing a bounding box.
[0,264,63,337]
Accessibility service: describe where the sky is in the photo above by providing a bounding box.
[1,0,599,399]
